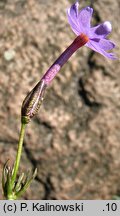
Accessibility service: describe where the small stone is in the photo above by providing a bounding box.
[4,49,16,61]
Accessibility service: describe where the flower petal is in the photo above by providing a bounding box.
[78,7,93,34]
[89,21,112,39]
[67,2,81,35]
[68,1,79,19]
[90,38,116,50]
[86,40,117,60]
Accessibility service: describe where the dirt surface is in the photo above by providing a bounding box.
[0,0,120,199]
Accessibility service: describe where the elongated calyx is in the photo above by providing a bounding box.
[21,80,47,124]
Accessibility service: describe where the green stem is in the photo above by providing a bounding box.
[11,123,26,187]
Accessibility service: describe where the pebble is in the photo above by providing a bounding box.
[4,49,16,61]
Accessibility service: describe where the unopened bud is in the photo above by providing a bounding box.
[21,80,47,124]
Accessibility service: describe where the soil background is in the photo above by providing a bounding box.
[0,0,120,199]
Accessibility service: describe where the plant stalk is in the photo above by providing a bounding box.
[11,123,26,188]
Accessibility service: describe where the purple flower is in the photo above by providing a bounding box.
[67,1,117,59]
[21,1,117,123]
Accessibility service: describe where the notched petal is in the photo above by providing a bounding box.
[86,40,117,60]
[90,22,112,39]
[78,7,93,30]
[67,2,81,35]
[91,38,116,50]
[67,1,79,19]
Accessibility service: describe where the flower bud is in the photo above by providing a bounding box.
[21,80,47,124]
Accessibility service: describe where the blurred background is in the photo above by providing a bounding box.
[0,0,120,199]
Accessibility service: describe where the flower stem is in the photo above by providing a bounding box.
[11,123,26,187]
